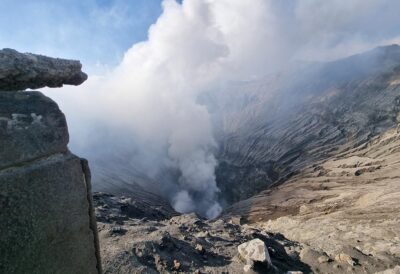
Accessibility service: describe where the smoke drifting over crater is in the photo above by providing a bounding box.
[46,0,400,218]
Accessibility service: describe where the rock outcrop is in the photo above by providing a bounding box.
[238,238,272,272]
[0,49,101,273]
[0,48,87,90]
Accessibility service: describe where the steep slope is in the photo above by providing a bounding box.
[225,124,400,273]
[216,46,400,273]
[91,45,400,211]
[209,45,400,205]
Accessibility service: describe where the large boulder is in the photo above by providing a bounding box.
[238,238,272,272]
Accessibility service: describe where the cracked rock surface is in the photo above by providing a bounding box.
[0,48,87,91]
[0,50,100,273]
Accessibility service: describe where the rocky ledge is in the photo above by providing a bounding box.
[0,48,87,90]
[0,49,100,273]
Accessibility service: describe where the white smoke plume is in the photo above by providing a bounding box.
[67,0,289,219]
[46,0,400,218]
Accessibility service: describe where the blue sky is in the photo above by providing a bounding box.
[2,0,400,75]
[0,0,163,73]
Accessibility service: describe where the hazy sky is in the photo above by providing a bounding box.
[2,0,400,74]
[0,0,162,73]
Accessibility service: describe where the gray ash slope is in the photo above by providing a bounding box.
[217,45,400,273]
[208,44,400,204]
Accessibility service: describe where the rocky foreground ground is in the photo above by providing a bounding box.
[94,192,311,274]
[94,183,400,274]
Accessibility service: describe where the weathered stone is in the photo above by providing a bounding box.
[238,238,272,272]
[0,50,100,273]
[195,244,204,254]
[229,216,244,225]
[173,259,181,270]
[0,91,69,169]
[0,153,100,273]
[243,264,252,272]
[335,253,356,266]
[318,255,331,264]
[0,48,87,91]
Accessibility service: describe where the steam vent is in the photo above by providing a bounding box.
[0,49,101,273]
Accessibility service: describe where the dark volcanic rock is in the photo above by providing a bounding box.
[0,48,87,91]
[0,153,99,274]
[0,50,100,273]
[0,91,69,169]
[94,191,179,223]
[96,197,311,274]
[0,91,101,273]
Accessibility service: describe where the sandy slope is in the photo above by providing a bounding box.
[226,127,400,273]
